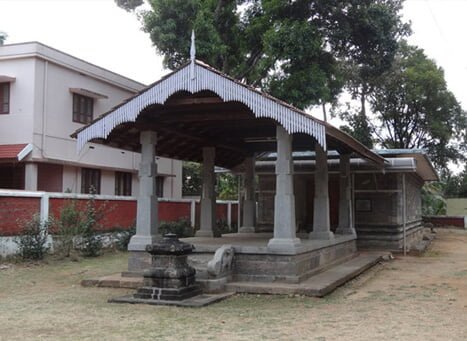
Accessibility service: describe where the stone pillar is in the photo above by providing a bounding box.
[24,163,38,191]
[128,131,159,252]
[196,147,217,237]
[239,157,256,233]
[310,143,334,240]
[336,154,356,235]
[268,126,301,251]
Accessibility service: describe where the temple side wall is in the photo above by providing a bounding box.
[355,173,424,251]
[256,171,426,251]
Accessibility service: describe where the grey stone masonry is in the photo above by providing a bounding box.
[336,154,356,235]
[239,157,256,233]
[196,147,218,237]
[128,131,160,252]
[310,143,334,240]
[268,126,301,251]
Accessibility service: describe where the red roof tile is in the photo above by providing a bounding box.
[0,144,28,160]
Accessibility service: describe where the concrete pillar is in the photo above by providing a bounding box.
[268,126,301,251]
[310,143,334,240]
[196,147,217,237]
[24,163,38,191]
[336,154,356,235]
[239,157,256,233]
[128,131,159,252]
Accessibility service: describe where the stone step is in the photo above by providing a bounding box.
[225,252,386,297]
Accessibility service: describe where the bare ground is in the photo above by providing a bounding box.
[0,228,466,341]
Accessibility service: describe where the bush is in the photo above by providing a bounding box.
[54,200,83,257]
[76,196,103,257]
[114,226,136,251]
[159,218,193,238]
[217,219,237,234]
[52,196,107,258]
[15,214,50,260]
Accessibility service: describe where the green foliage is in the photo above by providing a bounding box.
[52,197,108,258]
[369,42,467,170]
[14,214,50,260]
[182,161,202,196]
[77,196,103,257]
[339,108,374,148]
[444,170,467,198]
[217,219,237,234]
[0,31,7,45]
[159,218,193,238]
[217,173,239,200]
[114,226,136,251]
[116,0,407,109]
[183,162,239,199]
[54,200,83,257]
[421,182,446,216]
[114,0,143,11]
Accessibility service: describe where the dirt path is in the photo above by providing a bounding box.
[0,229,466,340]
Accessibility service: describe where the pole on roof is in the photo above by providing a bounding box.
[190,30,196,80]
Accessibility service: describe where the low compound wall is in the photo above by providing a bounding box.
[423,216,467,229]
[0,189,238,257]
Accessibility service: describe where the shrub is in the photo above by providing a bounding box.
[54,200,83,257]
[52,196,108,258]
[217,219,236,234]
[76,196,103,257]
[159,218,193,238]
[114,226,136,251]
[15,214,50,260]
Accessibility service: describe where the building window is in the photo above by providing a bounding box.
[156,176,164,198]
[81,168,101,194]
[0,82,10,114]
[72,93,93,124]
[115,171,132,196]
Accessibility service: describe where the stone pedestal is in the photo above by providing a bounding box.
[133,234,201,301]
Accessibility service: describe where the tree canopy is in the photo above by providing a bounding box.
[368,42,466,169]
[0,32,7,45]
[115,0,407,110]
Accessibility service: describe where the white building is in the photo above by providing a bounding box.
[0,42,182,198]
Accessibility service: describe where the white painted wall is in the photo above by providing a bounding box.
[0,42,183,197]
[0,58,35,144]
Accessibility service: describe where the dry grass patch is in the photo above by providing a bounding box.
[1,229,467,340]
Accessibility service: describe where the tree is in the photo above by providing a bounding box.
[444,170,467,198]
[368,42,467,170]
[182,161,202,196]
[115,0,406,110]
[0,32,7,45]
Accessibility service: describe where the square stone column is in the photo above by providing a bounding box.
[239,156,256,233]
[196,147,218,237]
[268,126,301,251]
[129,131,160,251]
[127,131,160,273]
[336,154,356,235]
[310,143,334,240]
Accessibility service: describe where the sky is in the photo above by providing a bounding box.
[0,0,466,134]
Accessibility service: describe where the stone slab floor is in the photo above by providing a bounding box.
[0,229,466,340]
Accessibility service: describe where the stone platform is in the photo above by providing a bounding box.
[109,292,234,307]
[83,252,387,298]
[82,233,385,297]
[186,232,357,283]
